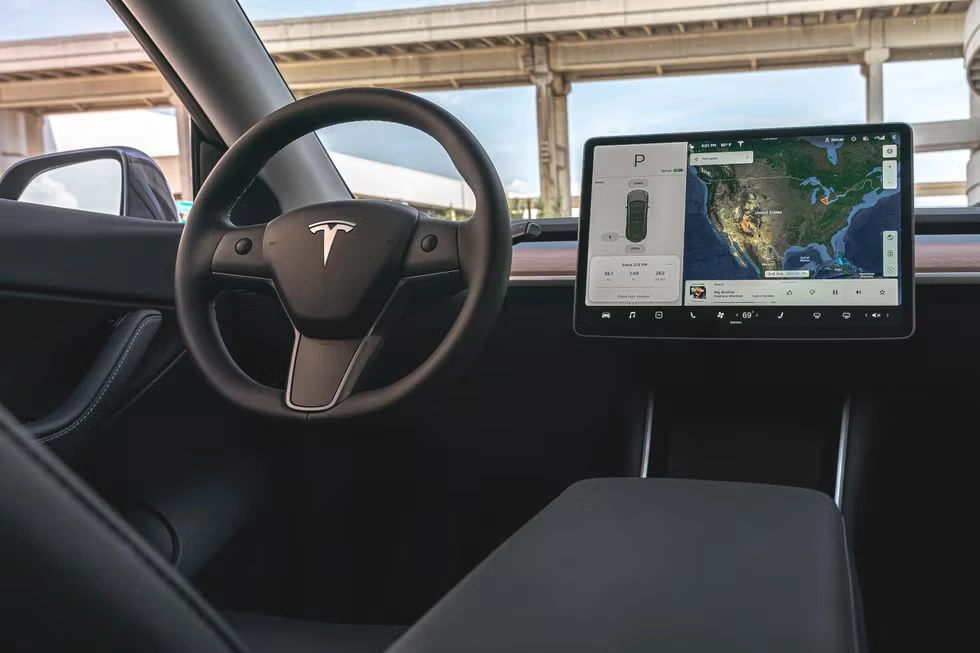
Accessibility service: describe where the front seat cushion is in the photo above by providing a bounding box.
[0,401,406,653]
[224,612,405,653]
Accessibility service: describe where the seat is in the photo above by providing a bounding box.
[226,613,404,653]
[0,403,402,653]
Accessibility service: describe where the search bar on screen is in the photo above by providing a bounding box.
[690,151,754,165]
[765,270,811,279]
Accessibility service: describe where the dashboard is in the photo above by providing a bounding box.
[573,124,915,339]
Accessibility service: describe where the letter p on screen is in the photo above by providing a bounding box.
[634,154,645,167]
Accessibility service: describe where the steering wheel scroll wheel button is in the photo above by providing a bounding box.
[403,215,460,277]
[211,224,268,278]
[421,234,438,252]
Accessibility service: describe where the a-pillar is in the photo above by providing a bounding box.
[862,48,889,124]
[532,44,571,217]
[0,110,53,173]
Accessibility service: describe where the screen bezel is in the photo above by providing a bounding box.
[573,123,915,340]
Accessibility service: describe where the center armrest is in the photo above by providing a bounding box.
[389,478,860,653]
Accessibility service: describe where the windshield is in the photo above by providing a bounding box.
[238,0,975,218]
[1,0,975,220]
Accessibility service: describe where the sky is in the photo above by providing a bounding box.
[1,0,974,205]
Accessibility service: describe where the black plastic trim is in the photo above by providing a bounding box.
[516,208,980,242]
[520,217,579,242]
[914,207,980,234]
[0,199,180,305]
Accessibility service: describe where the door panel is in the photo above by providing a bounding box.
[0,199,184,449]
[29,309,162,454]
[0,294,179,453]
[0,199,180,304]
[0,295,120,422]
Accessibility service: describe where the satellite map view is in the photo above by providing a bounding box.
[682,136,901,281]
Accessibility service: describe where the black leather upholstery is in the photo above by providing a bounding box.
[225,613,404,653]
[0,403,399,652]
[391,478,862,653]
[0,403,246,652]
[29,309,162,454]
[0,395,862,653]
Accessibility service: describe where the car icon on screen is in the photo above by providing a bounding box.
[625,189,649,243]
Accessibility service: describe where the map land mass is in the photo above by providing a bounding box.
[690,137,889,278]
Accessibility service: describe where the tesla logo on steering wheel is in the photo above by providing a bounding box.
[309,220,355,268]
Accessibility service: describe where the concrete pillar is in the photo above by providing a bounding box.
[0,110,52,174]
[553,83,571,217]
[174,100,194,201]
[967,93,980,206]
[531,44,571,217]
[861,48,889,124]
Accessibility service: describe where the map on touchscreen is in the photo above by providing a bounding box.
[584,131,903,308]
[685,136,900,281]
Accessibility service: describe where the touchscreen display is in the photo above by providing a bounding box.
[574,124,914,339]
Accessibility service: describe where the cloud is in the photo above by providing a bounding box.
[19,175,81,210]
[505,178,534,196]
[48,109,180,157]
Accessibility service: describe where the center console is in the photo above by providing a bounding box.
[390,124,897,651]
[390,479,861,653]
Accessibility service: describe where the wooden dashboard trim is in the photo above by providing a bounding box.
[510,248,577,277]
[915,242,980,273]
[511,241,980,278]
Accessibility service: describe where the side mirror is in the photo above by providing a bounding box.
[0,147,180,222]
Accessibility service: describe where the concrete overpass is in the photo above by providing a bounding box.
[1,0,979,209]
[145,152,476,216]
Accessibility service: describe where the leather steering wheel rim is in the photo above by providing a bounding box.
[175,88,511,421]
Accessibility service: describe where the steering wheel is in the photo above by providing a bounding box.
[175,88,511,420]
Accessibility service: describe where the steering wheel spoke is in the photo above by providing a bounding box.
[285,332,371,411]
[284,278,411,412]
[211,225,270,282]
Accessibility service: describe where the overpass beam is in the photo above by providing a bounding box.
[862,47,890,123]
[911,118,980,152]
[0,110,51,173]
[532,45,571,217]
